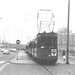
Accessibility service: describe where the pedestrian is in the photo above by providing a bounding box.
[62,50,66,61]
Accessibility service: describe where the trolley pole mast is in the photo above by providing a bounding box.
[66,0,70,64]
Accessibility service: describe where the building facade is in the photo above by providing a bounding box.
[58,27,75,51]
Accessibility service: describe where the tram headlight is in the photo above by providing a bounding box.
[41,46,44,48]
[51,49,57,56]
[51,53,57,56]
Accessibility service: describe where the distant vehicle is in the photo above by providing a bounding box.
[9,48,16,52]
[8,48,13,52]
[1,48,5,52]
[3,49,10,54]
[12,49,17,52]
[11,48,16,52]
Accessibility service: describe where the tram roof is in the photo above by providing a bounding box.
[37,32,57,37]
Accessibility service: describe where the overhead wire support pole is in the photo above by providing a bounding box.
[0,17,2,43]
[66,0,70,64]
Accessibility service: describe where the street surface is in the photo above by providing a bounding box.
[0,51,75,75]
[0,52,16,62]
[0,51,16,74]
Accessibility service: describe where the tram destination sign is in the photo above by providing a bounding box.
[16,40,20,44]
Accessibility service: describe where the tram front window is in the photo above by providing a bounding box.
[41,37,57,48]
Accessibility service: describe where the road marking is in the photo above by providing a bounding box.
[0,63,10,73]
[0,61,5,64]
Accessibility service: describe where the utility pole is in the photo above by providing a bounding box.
[0,17,2,43]
[66,0,70,64]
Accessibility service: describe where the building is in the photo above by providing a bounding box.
[58,27,75,51]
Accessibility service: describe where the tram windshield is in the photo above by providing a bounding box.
[41,37,57,48]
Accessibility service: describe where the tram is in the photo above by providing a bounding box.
[26,9,58,63]
[27,31,58,63]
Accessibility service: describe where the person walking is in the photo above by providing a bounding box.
[62,50,66,61]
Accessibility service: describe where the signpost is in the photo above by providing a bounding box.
[16,40,20,60]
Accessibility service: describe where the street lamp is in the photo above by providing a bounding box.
[66,0,70,64]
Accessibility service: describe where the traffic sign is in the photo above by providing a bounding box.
[16,40,20,44]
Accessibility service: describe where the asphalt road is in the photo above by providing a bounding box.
[0,51,16,74]
[0,51,16,62]
[0,51,75,75]
[0,59,75,75]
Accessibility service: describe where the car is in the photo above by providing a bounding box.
[9,48,16,52]
[8,48,13,52]
[3,49,10,54]
[1,48,5,52]
[12,49,17,52]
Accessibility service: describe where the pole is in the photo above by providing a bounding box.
[16,44,19,60]
[0,18,2,43]
[16,50,18,60]
[66,0,70,64]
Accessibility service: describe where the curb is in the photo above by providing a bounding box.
[9,51,21,63]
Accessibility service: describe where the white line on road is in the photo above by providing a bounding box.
[0,61,5,64]
[0,63,10,73]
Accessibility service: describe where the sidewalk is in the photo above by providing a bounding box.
[58,56,75,64]
[10,51,36,64]
[10,51,75,64]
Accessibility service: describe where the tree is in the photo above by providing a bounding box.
[58,27,75,51]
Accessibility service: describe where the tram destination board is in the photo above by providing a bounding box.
[16,40,20,44]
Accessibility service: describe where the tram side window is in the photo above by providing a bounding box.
[35,40,37,48]
[37,39,41,48]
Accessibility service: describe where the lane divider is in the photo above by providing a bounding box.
[0,61,5,64]
[0,63,10,73]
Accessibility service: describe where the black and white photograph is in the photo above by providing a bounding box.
[0,0,75,75]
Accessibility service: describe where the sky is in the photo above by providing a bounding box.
[0,0,75,44]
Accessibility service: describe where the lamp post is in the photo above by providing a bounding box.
[66,0,70,64]
[0,17,2,43]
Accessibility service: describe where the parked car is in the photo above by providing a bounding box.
[12,49,17,52]
[1,48,5,52]
[9,48,16,52]
[3,49,10,54]
[8,48,13,52]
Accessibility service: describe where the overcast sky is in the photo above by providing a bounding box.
[0,0,75,44]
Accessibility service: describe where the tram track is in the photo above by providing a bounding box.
[38,63,75,75]
[58,66,75,75]
[40,65,56,75]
